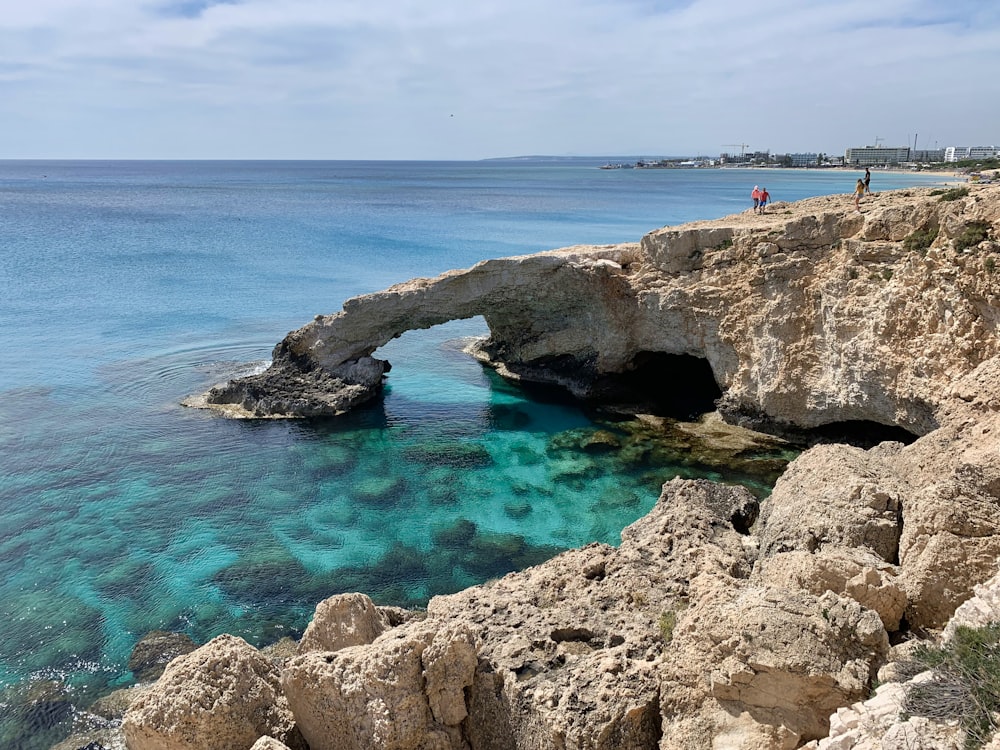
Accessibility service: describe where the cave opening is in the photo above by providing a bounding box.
[804,420,919,449]
[592,351,723,420]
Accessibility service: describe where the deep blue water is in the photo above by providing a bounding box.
[0,160,950,747]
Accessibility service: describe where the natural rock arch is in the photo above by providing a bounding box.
[199,186,1000,441]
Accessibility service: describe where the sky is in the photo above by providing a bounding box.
[1,0,998,160]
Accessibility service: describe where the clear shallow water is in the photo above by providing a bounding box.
[0,160,949,747]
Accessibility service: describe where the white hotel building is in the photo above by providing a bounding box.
[944,146,999,162]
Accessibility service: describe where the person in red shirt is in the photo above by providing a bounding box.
[751,185,761,213]
[758,187,770,213]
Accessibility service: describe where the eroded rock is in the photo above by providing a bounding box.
[281,625,477,750]
[127,630,197,683]
[757,442,907,562]
[297,592,389,654]
[121,634,299,750]
[661,578,888,744]
[754,548,906,632]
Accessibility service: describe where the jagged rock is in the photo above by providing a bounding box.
[127,630,197,683]
[660,578,888,745]
[297,592,389,654]
[121,634,299,750]
[199,354,389,418]
[745,374,1000,631]
[756,442,907,563]
[801,678,963,750]
[895,411,1000,628]
[944,561,1000,640]
[754,548,907,632]
[281,624,477,750]
[250,738,292,750]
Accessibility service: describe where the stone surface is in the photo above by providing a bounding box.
[121,634,298,750]
[944,562,1000,640]
[281,624,477,750]
[756,442,907,563]
[661,580,887,744]
[126,630,197,683]
[297,592,389,654]
[250,738,292,750]
[802,680,963,750]
[754,548,906,632]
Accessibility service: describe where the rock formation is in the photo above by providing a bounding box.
[281,624,478,750]
[805,564,1000,749]
[121,634,304,750]
[296,592,389,655]
[124,184,1000,749]
[126,630,198,683]
[198,185,1000,437]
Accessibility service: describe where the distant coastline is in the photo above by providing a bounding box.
[484,154,969,182]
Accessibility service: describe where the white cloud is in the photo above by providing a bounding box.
[0,0,996,158]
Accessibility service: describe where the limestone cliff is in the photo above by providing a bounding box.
[132,184,1000,750]
[200,184,1000,439]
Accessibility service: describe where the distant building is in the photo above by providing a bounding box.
[786,153,820,167]
[844,146,911,166]
[911,149,946,163]
[944,146,999,162]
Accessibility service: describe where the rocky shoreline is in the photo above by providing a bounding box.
[83,184,1000,748]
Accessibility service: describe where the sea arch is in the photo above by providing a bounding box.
[202,244,731,420]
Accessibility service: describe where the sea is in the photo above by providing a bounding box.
[0,159,950,747]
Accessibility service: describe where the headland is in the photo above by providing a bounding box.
[127,183,1000,748]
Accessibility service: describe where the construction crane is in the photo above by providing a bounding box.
[723,143,750,157]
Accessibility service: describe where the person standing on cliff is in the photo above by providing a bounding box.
[751,185,761,213]
[854,179,865,211]
[864,168,872,194]
[758,187,770,213]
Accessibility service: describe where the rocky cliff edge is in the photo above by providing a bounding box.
[136,185,1000,749]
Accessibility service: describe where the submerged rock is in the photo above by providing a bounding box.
[127,630,197,683]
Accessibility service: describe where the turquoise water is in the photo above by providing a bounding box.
[0,161,949,747]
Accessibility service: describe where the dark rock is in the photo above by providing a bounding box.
[128,630,198,682]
